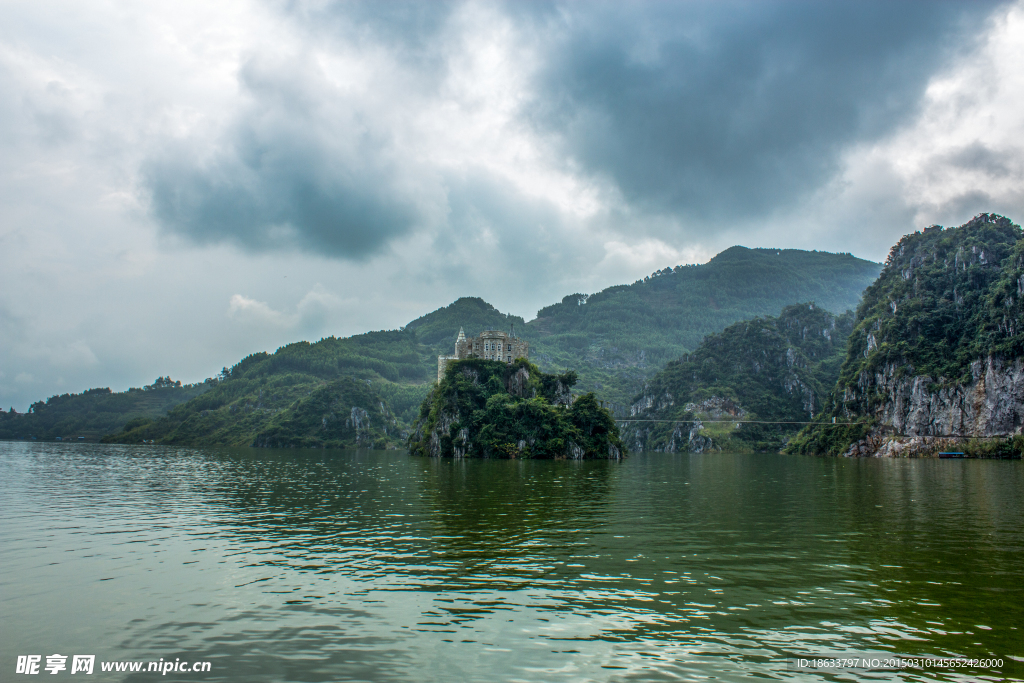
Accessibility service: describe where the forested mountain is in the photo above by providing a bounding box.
[406,297,529,356]
[0,378,209,441]
[103,331,432,448]
[423,248,880,406]
[533,246,874,348]
[621,303,854,453]
[13,245,880,446]
[789,214,1024,457]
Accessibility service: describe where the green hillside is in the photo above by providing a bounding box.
[837,214,1024,387]
[103,331,433,447]
[415,249,880,407]
[15,245,880,447]
[788,213,1024,457]
[0,377,209,441]
[524,246,879,405]
[621,303,854,452]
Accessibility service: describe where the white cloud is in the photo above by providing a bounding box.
[228,294,294,328]
[596,239,710,283]
[227,285,353,334]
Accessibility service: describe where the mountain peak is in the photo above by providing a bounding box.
[405,297,526,350]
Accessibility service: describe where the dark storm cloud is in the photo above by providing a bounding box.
[142,1,471,260]
[143,51,431,259]
[279,0,459,91]
[141,0,1010,258]
[529,0,1009,221]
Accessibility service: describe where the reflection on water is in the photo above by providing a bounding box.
[1,442,1021,682]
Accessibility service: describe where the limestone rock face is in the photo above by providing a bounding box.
[841,355,1024,456]
[851,356,1024,437]
[348,406,372,444]
[426,405,461,458]
[507,366,528,397]
[686,419,718,453]
[622,398,739,453]
[684,397,746,420]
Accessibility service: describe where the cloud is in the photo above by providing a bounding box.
[776,1,1024,256]
[143,48,439,259]
[139,0,1012,260]
[227,285,349,333]
[139,1,568,261]
[527,0,1007,227]
[3,0,1024,412]
[228,294,294,327]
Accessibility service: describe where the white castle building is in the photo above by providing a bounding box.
[437,327,529,382]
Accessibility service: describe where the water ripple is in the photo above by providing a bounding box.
[1,442,1022,682]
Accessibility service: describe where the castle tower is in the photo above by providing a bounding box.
[438,325,529,382]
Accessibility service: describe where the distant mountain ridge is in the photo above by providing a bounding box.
[5,244,881,446]
[0,378,208,442]
[418,246,881,407]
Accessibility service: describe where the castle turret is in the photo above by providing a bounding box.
[439,324,529,382]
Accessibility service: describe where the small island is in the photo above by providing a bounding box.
[409,356,624,459]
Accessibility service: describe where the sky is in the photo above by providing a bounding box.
[2,0,1024,411]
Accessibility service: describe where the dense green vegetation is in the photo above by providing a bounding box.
[0,377,209,441]
[406,297,529,356]
[424,249,879,407]
[408,358,623,459]
[526,247,879,405]
[788,214,1024,456]
[841,213,1024,387]
[622,303,854,452]
[103,331,432,447]
[12,245,880,447]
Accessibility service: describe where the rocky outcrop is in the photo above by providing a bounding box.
[347,406,373,444]
[622,398,738,453]
[793,214,1024,458]
[685,419,718,453]
[848,356,1024,437]
[684,397,746,420]
[408,358,625,459]
[844,434,968,458]
[840,356,1024,456]
[507,365,530,397]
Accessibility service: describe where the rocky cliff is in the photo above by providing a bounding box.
[789,213,1024,457]
[851,356,1024,438]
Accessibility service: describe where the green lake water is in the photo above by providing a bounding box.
[1,442,1021,681]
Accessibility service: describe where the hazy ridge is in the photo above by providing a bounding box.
[1,246,880,447]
